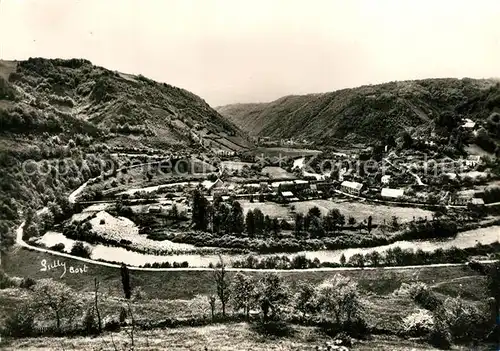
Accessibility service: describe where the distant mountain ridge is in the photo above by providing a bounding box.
[216,78,500,144]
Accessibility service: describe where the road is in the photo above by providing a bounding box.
[384,157,426,186]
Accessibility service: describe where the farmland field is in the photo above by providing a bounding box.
[261,166,295,179]
[239,200,291,218]
[2,248,486,300]
[256,147,322,158]
[291,199,434,224]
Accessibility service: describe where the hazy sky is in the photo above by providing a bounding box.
[1,0,499,106]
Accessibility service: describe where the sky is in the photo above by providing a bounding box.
[0,0,499,106]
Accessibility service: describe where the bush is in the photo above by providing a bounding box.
[2,303,35,337]
[50,242,65,252]
[20,277,36,289]
[252,320,293,337]
[70,241,92,258]
[396,282,441,311]
[428,316,452,349]
[0,270,16,289]
[83,308,99,335]
[403,309,435,337]
[119,307,127,324]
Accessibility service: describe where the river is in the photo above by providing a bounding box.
[36,225,500,267]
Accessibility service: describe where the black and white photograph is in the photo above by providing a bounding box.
[0,0,499,350]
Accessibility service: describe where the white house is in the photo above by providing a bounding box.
[340,181,364,195]
[462,118,476,129]
[381,188,404,199]
[381,175,391,185]
[465,155,481,168]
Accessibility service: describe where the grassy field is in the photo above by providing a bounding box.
[256,147,322,158]
[239,200,291,218]
[261,166,295,179]
[2,248,486,301]
[1,247,492,350]
[291,199,434,224]
[2,324,477,351]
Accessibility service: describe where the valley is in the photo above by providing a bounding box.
[0,58,499,350]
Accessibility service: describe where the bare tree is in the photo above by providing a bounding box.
[214,255,231,318]
[94,278,102,334]
[209,295,216,321]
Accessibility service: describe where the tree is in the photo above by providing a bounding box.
[255,273,290,321]
[229,201,244,235]
[232,272,254,320]
[245,210,255,237]
[209,295,216,321]
[121,264,132,299]
[340,253,346,266]
[366,251,381,267]
[294,282,318,319]
[348,253,365,268]
[367,216,373,234]
[93,278,102,334]
[317,275,362,325]
[348,216,356,226]
[70,241,92,258]
[214,256,231,318]
[31,279,79,333]
[401,131,413,149]
[192,187,209,231]
[169,204,179,219]
[294,212,305,238]
[309,216,324,238]
[212,195,228,234]
[253,208,265,236]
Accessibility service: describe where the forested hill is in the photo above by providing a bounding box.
[0,58,249,150]
[0,57,249,250]
[216,78,500,145]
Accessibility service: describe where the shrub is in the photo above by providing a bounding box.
[403,309,435,337]
[396,282,441,311]
[20,277,36,289]
[70,241,92,258]
[0,270,16,289]
[119,307,127,324]
[83,308,99,335]
[2,303,35,337]
[441,297,487,342]
[251,319,294,337]
[50,242,65,252]
[428,316,452,349]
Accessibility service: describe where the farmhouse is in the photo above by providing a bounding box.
[340,181,364,195]
[148,205,162,213]
[452,190,476,205]
[465,155,481,168]
[381,175,391,185]
[462,118,476,129]
[381,188,405,199]
[279,191,299,202]
[470,198,485,206]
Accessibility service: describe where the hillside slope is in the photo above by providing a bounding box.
[0,58,250,151]
[217,78,500,144]
[0,58,250,250]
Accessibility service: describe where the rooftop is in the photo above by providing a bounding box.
[341,181,363,191]
[381,188,405,198]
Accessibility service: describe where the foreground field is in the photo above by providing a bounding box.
[2,248,486,301]
[0,247,495,350]
[1,324,478,351]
